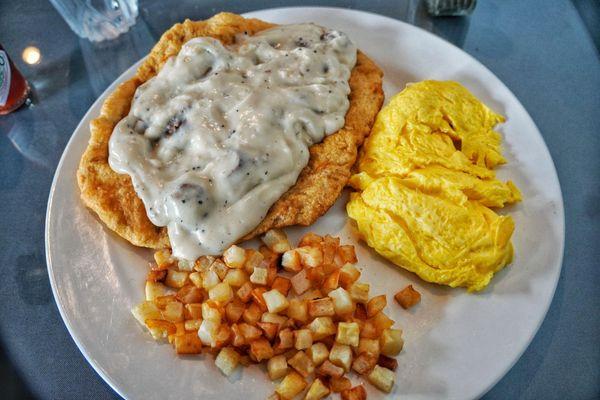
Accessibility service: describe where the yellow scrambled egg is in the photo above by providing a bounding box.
[347,81,521,291]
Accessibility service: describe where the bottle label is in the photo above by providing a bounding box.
[0,50,11,107]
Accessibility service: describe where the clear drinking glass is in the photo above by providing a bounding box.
[49,0,138,42]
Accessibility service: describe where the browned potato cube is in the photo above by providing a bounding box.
[352,353,377,375]
[297,246,323,268]
[339,263,361,288]
[250,287,268,311]
[194,255,215,272]
[225,301,245,323]
[145,281,169,301]
[368,365,395,393]
[287,298,308,324]
[360,320,379,339]
[307,342,329,366]
[244,249,265,274]
[184,303,203,320]
[163,301,184,322]
[336,322,360,347]
[224,269,249,287]
[242,302,263,325]
[153,294,177,310]
[231,323,246,347]
[394,284,421,309]
[305,378,330,400]
[306,265,325,285]
[335,245,357,265]
[348,282,370,304]
[357,338,380,358]
[322,269,340,294]
[380,328,404,356]
[223,245,246,268]
[257,322,279,341]
[236,281,254,303]
[239,323,263,341]
[329,343,353,371]
[215,347,240,376]
[250,266,269,286]
[328,287,355,316]
[263,289,290,314]
[372,312,394,335]
[329,376,352,393]
[209,282,234,304]
[268,354,289,380]
[262,229,292,253]
[271,276,291,296]
[366,295,387,318]
[174,332,202,354]
[249,338,274,362]
[294,329,313,350]
[377,354,398,371]
[146,267,167,282]
[281,249,302,273]
[278,328,295,350]
[291,269,312,295]
[308,317,337,340]
[275,371,307,399]
[176,285,204,304]
[340,385,367,400]
[288,350,315,377]
[308,298,335,318]
[299,232,323,247]
[210,259,229,280]
[317,360,344,378]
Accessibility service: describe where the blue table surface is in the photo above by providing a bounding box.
[0,0,598,399]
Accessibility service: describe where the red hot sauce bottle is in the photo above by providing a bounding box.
[0,44,31,115]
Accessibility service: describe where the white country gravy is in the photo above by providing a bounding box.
[108,24,357,261]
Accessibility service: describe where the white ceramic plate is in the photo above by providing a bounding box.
[46,7,564,400]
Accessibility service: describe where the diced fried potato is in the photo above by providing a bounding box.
[268,354,289,380]
[357,338,380,357]
[263,289,290,314]
[242,303,263,324]
[329,343,352,371]
[261,312,288,326]
[308,317,336,340]
[184,319,202,331]
[300,289,323,301]
[267,266,278,287]
[377,354,398,371]
[215,347,240,376]
[176,285,204,304]
[184,303,203,320]
[202,269,221,290]
[291,269,312,295]
[288,351,315,377]
[307,342,329,366]
[194,255,215,272]
[244,249,265,274]
[321,235,339,265]
[317,360,344,378]
[271,276,291,296]
[163,301,184,322]
[225,301,245,323]
[394,284,421,309]
[322,270,340,294]
[368,365,395,393]
[296,246,323,268]
[372,312,394,334]
[262,229,292,253]
[251,287,268,311]
[287,299,308,324]
[174,332,202,354]
[154,249,175,268]
[215,324,232,348]
[239,323,263,341]
[188,271,203,288]
[202,302,222,323]
[339,264,361,287]
[305,378,330,400]
[145,319,176,340]
[336,322,360,347]
[335,245,357,265]
[360,320,379,339]
[210,259,229,280]
[366,295,387,318]
[250,266,268,285]
[308,298,335,318]
[294,329,313,350]
[132,301,162,325]
[231,324,246,347]
[145,281,169,301]
[223,245,246,268]
[236,281,254,303]
[146,267,167,282]
[352,353,377,375]
[153,294,177,310]
[354,303,367,320]
[249,338,274,362]
[257,322,279,341]
[328,287,355,316]
[276,371,307,399]
[380,328,404,356]
[340,385,367,400]
[348,282,370,304]
[224,269,249,287]
[281,249,302,272]
[277,328,295,350]
[329,376,352,393]
[165,269,190,289]
[260,245,280,266]
[198,319,219,347]
[209,282,234,304]
[306,266,325,284]
[177,259,194,271]
[299,232,323,247]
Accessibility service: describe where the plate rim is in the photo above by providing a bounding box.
[45,6,565,400]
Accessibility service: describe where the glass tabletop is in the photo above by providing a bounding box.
[0,0,598,399]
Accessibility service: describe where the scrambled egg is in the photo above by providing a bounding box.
[347,81,521,291]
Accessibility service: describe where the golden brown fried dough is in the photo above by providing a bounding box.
[77,12,384,250]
